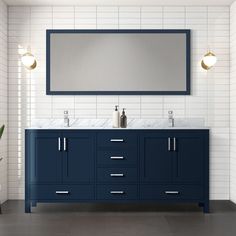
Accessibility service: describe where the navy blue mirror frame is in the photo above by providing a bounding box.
[46,29,191,95]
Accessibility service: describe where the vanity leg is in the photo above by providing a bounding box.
[203,202,209,213]
[198,202,209,213]
[25,200,31,213]
[198,202,204,207]
[31,201,37,207]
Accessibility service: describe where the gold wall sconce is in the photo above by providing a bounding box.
[201,51,217,70]
[21,50,37,70]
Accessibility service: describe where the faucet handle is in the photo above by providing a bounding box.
[168,110,174,127]
[64,110,70,127]
[168,110,173,118]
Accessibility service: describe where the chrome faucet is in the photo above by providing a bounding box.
[64,110,70,127]
[168,110,174,127]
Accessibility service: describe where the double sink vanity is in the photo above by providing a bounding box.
[25,119,209,213]
[24,30,209,213]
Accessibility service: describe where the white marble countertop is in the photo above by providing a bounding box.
[26,127,209,130]
[25,118,209,130]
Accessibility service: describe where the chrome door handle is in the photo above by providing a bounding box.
[110,156,124,160]
[56,191,69,194]
[173,137,176,151]
[165,191,179,194]
[58,137,61,151]
[110,139,124,142]
[168,137,171,151]
[63,137,67,151]
[110,191,124,194]
[110,173,124,177]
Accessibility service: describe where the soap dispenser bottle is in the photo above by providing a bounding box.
[120,108,127,128]
[112,105,120,128]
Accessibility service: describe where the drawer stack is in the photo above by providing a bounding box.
[96,132,138,200]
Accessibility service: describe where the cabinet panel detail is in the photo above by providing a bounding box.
[140,184,203,200]
[97,185,138,200]
[97,150,137,166]
[30,184,94,200]
[140,135,172,182]
[62,134,94,183]
[97,168,137,183]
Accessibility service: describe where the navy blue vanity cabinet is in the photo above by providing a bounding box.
[25,130,95,213]
[25,129,209,213]
[140,130,209,213]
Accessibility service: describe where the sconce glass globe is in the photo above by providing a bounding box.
[21,52,37,70]
[201,51,217,70]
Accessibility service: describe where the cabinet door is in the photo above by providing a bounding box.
[62,132,94,183]
[140,134,172,182]
[30,131,62,183]
[172,132,205,183]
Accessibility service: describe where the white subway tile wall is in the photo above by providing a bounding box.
[8,5,230,200]
[230,2,236,204]
[0,0,8,204]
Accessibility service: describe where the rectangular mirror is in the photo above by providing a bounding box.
[46,29,190,95]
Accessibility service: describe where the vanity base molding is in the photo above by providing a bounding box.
[25,129,209,213]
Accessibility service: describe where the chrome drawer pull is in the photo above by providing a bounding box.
[165,191,179,195]
[110,139,124,142]
[173,137,176,151]
[110,173,124,177]
[58,137,61,151]
[56,191,69,194]
[110,156,124,160]
[110,191,124,194]
[63,137,67,151]
[168,137,171,151]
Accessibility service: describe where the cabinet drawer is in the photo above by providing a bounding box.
[97,185,138,200]
[30,185,94,200]
[97,132,137,147]
[97,150,137,166]
[97,168,137,183]
[140,185,203,200]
